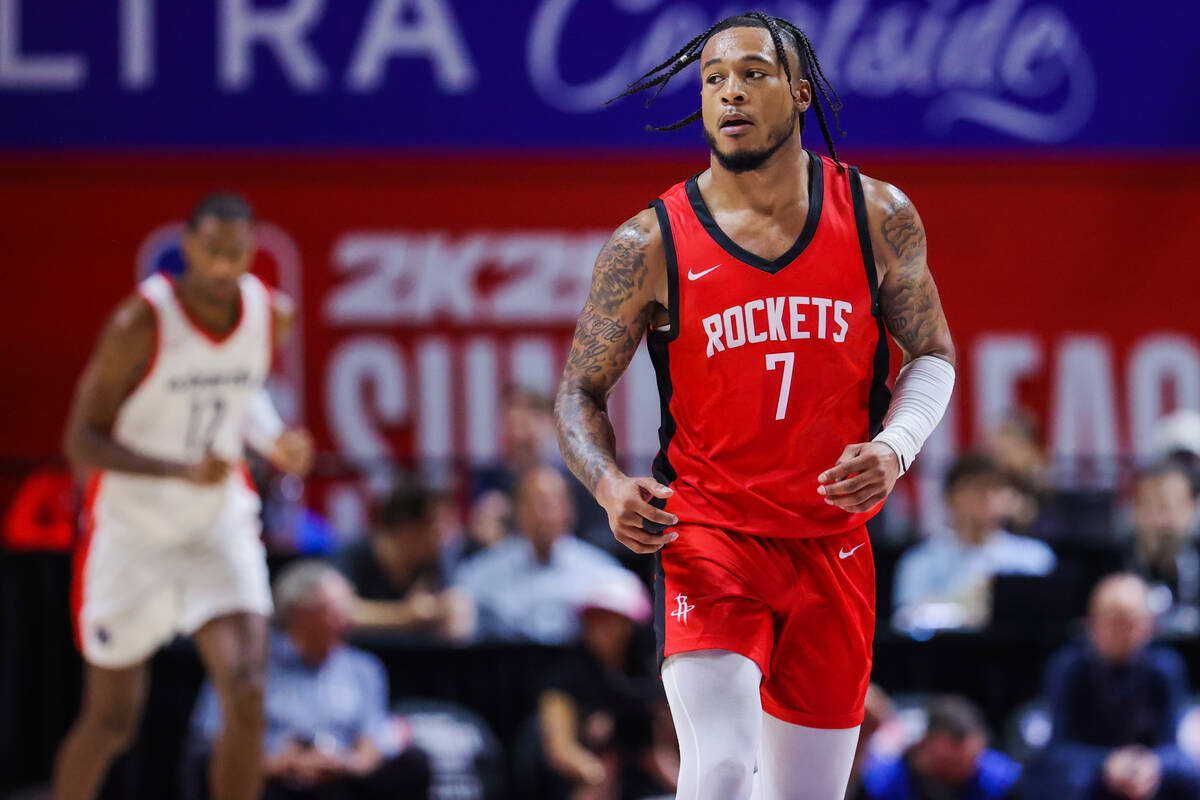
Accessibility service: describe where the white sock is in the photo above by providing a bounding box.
[662,650,763,800]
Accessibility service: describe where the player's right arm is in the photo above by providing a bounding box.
[62,296,228,483]
[555,209,679,554]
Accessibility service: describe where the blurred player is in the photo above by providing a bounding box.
[555,13,955,799]
[52,193,315,800]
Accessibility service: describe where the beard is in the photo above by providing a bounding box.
[704,114,797,174]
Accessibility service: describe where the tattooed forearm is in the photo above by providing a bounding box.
[555,214,658,494]
[873,186,955,363]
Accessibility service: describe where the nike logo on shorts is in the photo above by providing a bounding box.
[687,264,721,280]
[838,543,865,559]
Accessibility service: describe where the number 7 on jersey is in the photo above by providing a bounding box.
[765,352,794,421]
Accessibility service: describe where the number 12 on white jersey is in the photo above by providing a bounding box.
[765,353,794,421]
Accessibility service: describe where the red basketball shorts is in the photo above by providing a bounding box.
[654,523,875,729]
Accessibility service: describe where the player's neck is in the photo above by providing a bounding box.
[707,134,810,216]
[175,273,240,335]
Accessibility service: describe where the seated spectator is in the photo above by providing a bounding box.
[846,684,896,800]
[454,465,631,644]
[862,695,1020,800]
[471,384,558,498]
[535,572,676,800]
[1024,574,1200,800]
[190,561,431,800]
[1124,462,1200,633]
[1150,410,1200,495]
[893,453,1056,631]
[470,383,609,546]
[985,410,1052,535]
[334,479,474,642]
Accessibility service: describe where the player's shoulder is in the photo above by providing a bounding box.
[610,206,664,252]
[857,172,926,268]
[596,207,666,275]
[856,172,918,221]
[88,292,157,368]
[105,292,157,344]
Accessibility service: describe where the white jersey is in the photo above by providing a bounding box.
[89,272,273,543]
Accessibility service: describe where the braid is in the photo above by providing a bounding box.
[647,109,702,133]
[607,13,846,167]
[606,20,724,129]
[776,19,844,167]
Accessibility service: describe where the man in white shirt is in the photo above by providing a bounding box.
[893,454,1056,631]
[454,465,633,644]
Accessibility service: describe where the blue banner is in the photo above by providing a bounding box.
[1,0,1196,150]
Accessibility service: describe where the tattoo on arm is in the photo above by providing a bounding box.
[875,191,953,361]
[555,216,657,494]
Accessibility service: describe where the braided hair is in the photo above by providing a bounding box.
[608,12,844,166]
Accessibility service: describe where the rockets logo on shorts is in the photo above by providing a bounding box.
[671,594,695,625]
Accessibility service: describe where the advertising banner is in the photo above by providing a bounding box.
[1,0,1196,150]
[3,154,1198,531]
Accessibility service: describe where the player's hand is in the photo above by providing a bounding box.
[567,749,608,786]
[595,472,678,554]
[1104,745,1163,800]
[1104,747,1140,795]
[817,442,901,513]
[183,450,232,485]
[269,428,316,476]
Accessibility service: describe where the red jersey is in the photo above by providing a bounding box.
[647,151,891,539]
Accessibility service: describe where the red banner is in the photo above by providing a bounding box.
[3,155,1198,532]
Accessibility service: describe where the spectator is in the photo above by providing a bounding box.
[470,383,609,546]
[1125,462,1200,633]
[472,384,559,498]
[862,695,1020,800]
[534,572,676,800]
[189,561,430,799]
[334,479,474,642]
[846,684,895,800]
[985,411,1051,535]
[1024,574,1200,800]
[454,465,631,644]
[987,412,1049,493]
[1150,411,1200,495]
[893,454,1057,631]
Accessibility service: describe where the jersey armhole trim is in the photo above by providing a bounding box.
[848,166,894,438]
[847,166,881,318]
[647,198,680,344]
[129,291,161,395]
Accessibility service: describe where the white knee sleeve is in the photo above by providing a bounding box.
[662,650,763,800]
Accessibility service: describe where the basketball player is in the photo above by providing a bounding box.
[555,13,955,799]
[52,193,315,800]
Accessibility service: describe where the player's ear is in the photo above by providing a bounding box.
[792,77,812,113]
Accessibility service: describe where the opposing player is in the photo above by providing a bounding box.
[52,193,315,800]
[555,13,955,799]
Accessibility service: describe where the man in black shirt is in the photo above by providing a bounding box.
[1024,574,1200,800]
[334,480,473,642]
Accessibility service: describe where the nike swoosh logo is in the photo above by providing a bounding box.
[687,264,721,280]
[838,543,865,559]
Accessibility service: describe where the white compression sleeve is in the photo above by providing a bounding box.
[752,715,860,800]
[872,355,955,475]
[663,651,763,800]
[242,388,285,456]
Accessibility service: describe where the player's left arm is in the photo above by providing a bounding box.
[241,290,315,475]
[818,177,956,512]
